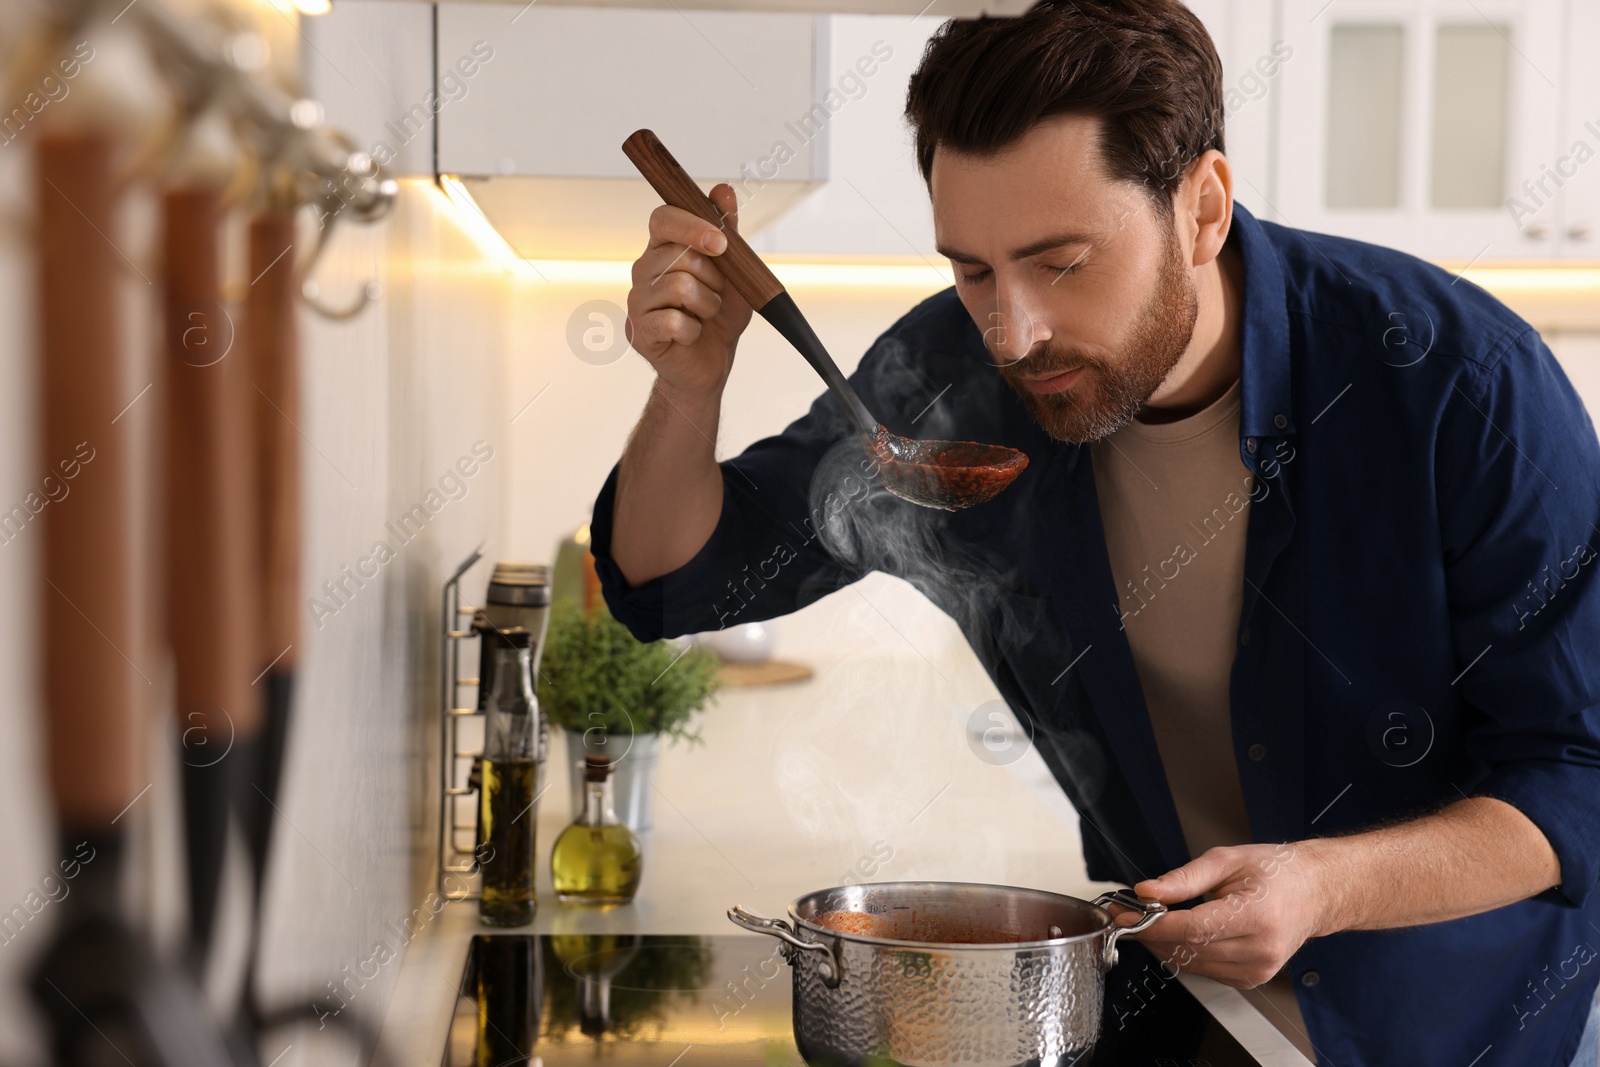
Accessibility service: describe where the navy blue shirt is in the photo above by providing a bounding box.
[589,203,1600,1066]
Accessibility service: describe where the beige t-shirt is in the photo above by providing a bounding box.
[1090,378,1317,1064]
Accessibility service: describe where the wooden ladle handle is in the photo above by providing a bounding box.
[622,129,785,311]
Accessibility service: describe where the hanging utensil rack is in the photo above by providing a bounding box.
[438,545,488,901]
[30,0,398,320]
[21,1,403,1060]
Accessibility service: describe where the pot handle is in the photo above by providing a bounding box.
[727,906,843,988]
[1090,889,1167,970]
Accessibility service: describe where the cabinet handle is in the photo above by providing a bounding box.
[1523,222,1551,240]
[1568,223,1592,242]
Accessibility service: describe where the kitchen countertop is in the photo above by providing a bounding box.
[376,622,1313,1066]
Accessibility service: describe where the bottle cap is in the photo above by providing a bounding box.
[583,753,615,782]
[488,562,551,606]
[491,561,550,585]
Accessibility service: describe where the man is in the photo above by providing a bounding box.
[591,1,1600,1063]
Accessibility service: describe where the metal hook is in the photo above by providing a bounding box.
[294,130,397,321]
[297,221,383,321]
[117,0,400,323]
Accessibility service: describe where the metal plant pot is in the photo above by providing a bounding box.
[563,727,659,831]
[728,881,1165,1067]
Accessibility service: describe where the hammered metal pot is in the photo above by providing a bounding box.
[727,881,1165,1067]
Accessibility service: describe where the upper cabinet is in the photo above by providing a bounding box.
[309,0,1593,265]
[753,0,1283,258]
[431,0,1034,15]
[1558,0,1600,257]
[436,5,829,259]
[1272,0,1592,261]
[1178,0,1286,229]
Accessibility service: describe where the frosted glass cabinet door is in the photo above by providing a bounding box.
[1429,24,1511,210]
[1274,0,1564,260]
[1324,24,1405,210]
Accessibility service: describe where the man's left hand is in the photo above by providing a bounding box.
[1109,841,1338,989]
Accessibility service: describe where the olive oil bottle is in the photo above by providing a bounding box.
[471,934,539,1066]
[551,755,642,905]
[478,627,545,926]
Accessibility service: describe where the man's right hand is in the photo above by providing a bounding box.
[610,183,749,589]
[625,182,753,402]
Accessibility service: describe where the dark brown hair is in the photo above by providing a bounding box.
[904,0,1225,210]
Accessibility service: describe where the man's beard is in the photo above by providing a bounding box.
[995,222,1198,444]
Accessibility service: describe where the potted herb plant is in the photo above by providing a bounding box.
[537,599,720,831]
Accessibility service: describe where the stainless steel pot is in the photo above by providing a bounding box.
[727,881,1165,1067]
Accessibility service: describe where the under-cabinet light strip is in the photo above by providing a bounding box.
[436,175,543,280]
[517,258,955,289]
[510,259,1600,294]
[437,176,1600,293]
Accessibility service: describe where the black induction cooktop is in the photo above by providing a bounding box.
[441,933,1267,1066]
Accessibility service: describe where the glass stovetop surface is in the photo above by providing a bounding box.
[442,933,1265,1066]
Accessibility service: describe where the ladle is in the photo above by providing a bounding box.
[622,129,1028,510]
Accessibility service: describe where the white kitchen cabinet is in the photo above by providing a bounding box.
[432,0,1035,15]
[748,14,941,257]
[435,5,830,258]
[1272,0,1572,261]
[756,1,1282,257]
[1554,0,1600,259]
[309,1,1295,261]
[437,7,825,182]
[1181,0,1286,223]
[303,0,438,178]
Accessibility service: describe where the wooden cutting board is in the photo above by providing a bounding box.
[717,659,814,687]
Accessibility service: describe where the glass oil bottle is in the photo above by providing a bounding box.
[478,626,545,926]
[551,755,642,905]
[471,934,540,1065]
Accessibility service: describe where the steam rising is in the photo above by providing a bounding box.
[761,333,1061,881]
[800,332,1031,652]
